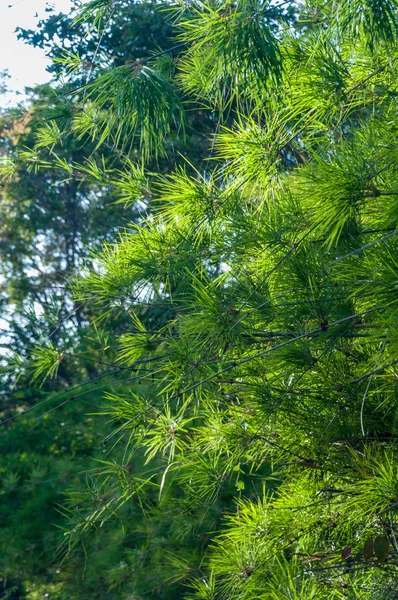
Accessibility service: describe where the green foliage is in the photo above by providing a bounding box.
[176,0,284,106]
[334,0,398,49]
[29,344,62,384]
[6,0,398,598]
[73,64,185,159]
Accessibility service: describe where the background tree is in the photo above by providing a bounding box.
[0,2,212,598]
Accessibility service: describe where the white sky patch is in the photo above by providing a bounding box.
[0,0,71,106]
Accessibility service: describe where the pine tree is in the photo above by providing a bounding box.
[7,0,398,598]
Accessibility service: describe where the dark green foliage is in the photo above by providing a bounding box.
[5,0,398,598]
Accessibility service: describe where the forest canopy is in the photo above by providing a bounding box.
[2,0,398,598]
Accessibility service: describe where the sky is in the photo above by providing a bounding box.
[0,0,72,105]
